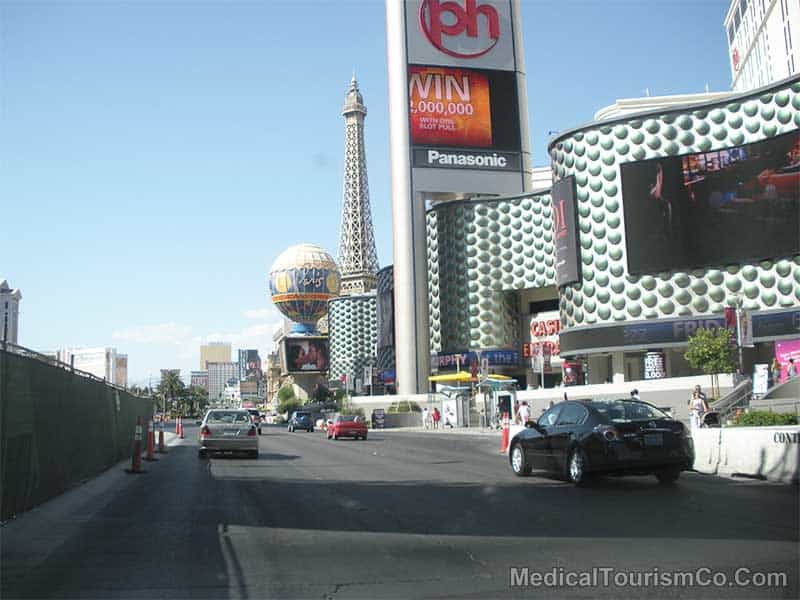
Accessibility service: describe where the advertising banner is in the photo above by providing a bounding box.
[643,351,666,380]
[774,339,800,383]
[753,364,770,395]
[552,176,580,286]
[409,66,492,147]
[284,337,329,373]
[620,131,800,275]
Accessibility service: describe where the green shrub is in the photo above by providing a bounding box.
[387,400,422,413]
[731,411,798,427]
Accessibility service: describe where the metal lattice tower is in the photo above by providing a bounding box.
[338,74,379,296]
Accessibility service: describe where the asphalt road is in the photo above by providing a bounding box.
[2,423,798,599]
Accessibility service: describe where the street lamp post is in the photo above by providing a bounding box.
[733,293,745,377]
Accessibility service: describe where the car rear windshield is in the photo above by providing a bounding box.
[206,411,252,425]
[337,415,356,422]
[593,400,669,423]
[296,412,310,418]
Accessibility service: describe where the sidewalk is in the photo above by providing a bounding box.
[375,426,500,436]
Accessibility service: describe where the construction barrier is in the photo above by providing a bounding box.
[157,420,167,454]
[144,418,158,461]
[500,412,510,454]
[126,417,144,474]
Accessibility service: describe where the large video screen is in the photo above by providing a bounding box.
[621,131,800,274]
[552,176,580,286]
[408,65,520,152]
[284,337,328,373]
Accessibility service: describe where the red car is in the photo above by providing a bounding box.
[327,415,367,440]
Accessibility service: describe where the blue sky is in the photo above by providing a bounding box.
[1,0,732,385]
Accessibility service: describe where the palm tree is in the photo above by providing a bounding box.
[158,371,185,415]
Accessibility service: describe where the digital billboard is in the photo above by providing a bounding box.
[284,337,329,374]
[552,175,580,286]
[409,66,492,148]
[621,131,800,275]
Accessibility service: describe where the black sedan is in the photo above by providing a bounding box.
[508,399,694,485]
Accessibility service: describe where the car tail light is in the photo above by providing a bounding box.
[200,426,211,438]
[595,425,620,441]
[247,426,257,436]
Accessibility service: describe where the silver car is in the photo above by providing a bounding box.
[198,409,259,459]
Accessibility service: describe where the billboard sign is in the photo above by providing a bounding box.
[552,175,580,286]
[406,0,516,70]
[620,131,800,275]
[284,337,329,374]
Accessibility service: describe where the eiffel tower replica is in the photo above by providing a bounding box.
[337,74,379,296]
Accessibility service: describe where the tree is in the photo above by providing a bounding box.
[158,371,186,414]
[185,385,209,415]
[277,385,301,415]
[684,327,737,398]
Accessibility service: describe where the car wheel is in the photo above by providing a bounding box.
[250,450,259,459]
[362,434,367,440]
[309,427,314,433]
[510,443,531,476]
[567,447,590,486]
[655,467,681,484]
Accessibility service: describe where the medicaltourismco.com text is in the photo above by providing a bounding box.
[509,567,789,589]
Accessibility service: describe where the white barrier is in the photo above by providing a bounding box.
[692,426,800,483]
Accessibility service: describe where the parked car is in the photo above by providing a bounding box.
[508,399,694,485]
[246,409,262,435]
[288,411,314,433]
[198,409,259,459]
[327,415,367,440]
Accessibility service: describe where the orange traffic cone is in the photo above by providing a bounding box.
[157,419,167,454]
[500,412,510,454]
[144,418,158,461]
[178,416,184,439]
[126,416,145,474]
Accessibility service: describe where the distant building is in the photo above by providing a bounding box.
[115,354,128,388]
[0,279,22,345]
[207,361,238,403]
[190,370,209,390]
[223,379,240,405]
[265,350,282,406]
[594,90,737,122]
[725,0,799,91]
[237,349,262,381]
[60,348,123,384]
[200,342,231,370]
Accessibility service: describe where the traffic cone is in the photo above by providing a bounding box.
[178,416,184,439]
[126,416,145,474]
[500,411,510,454]
[175,416,179,434]
[144,418,158,461]
[157,419,167,454]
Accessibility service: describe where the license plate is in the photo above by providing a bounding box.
[643,433,663,446]
[223,431,237,437]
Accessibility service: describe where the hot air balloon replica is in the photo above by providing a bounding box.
[269,243,340,335]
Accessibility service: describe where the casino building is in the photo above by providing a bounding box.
[427,75,800,388]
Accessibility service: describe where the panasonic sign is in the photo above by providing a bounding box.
[413,148,520,171]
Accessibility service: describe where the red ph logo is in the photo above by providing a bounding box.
[419,0,500,59]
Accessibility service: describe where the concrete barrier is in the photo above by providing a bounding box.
[692,426,800,483]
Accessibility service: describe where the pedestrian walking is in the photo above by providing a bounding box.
[630,389,641,401]
[513,400,521,425]
[789,358,797,379]
[771,358,782,386]
[422,407,430,430]
[688,385,709,429]
[431,407,440,429]
[517,401,531,424]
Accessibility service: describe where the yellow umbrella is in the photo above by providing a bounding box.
[428,371,476,383]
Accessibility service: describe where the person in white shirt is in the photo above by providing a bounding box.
[422,407,430,430]
[517,401,531,424]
